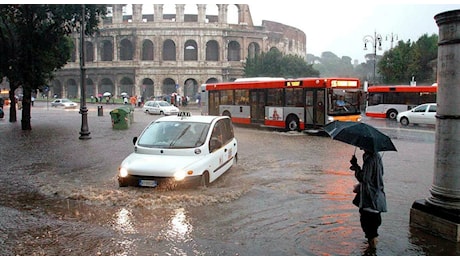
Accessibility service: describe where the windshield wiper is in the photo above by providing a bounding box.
[169,125,191,147]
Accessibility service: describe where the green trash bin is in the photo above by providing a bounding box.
[110,107,131,130]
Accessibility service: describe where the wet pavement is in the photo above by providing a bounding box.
[0,101,459,256]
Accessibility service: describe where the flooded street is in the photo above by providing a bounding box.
[0,102,458,256]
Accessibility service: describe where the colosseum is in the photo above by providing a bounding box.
[52,4,306,102]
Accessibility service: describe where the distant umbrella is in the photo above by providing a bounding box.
[103,92,112,97]
[121,92,128,97]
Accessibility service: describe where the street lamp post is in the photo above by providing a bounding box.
[363,31,382,85]
[79,4,91,140]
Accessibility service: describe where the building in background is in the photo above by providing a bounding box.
[51,4,306,101]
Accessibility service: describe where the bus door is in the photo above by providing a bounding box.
[250,89,266,124]
[304,89,326,127]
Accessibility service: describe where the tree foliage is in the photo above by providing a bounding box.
[0,4,106,129]
[378,33,437,85]
[244,48,319,78]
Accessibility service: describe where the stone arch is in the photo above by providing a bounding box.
[227,4,238,24]
[85,41,94,62]
[228,40,241,61]
[100,78,114,94]
[206,40,219,61]
[141,39,154,60]
[51,79,62,98]
[101,40,113,61]
[184,39,198,61]
[206,78,218,83]
[162,39,176,61]
[184,4,198,22]
[66,79,78,98]
[120,38,134,60]
[119,77,134,97]
[205,4,218,23]
[162,78,177,95]
[248,42,260,59]
[269,46,280,52]
[141,78,154,100]
[183,78,198,99]
[86,78,95,97]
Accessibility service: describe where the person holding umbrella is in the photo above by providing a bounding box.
[323,121,396,255]
[350,148,386,255]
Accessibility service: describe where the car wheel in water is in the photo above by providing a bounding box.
[400,117,410,126]
[201,171,210,187]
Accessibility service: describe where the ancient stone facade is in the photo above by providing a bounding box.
[52,4,306,101]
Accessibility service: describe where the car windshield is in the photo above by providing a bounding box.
[158,101,171,107]
[137,121,210,148]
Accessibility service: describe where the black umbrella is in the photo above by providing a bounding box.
[323,121,397,153]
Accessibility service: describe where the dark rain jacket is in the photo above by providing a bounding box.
[352,151,387,212]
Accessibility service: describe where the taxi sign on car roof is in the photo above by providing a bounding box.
[177,111,192,118]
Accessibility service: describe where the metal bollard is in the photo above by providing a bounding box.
[98,105,103,116]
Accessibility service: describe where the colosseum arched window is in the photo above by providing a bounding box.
[101,40,113,61]
[184,40,198,61]
[120,77,134,96]
[141,39,154,61]
[86,78,94,97]
[100,78,114,94]
[85,41,94,62]
[141,78,154,99]
[66,79,78,99]
[51,80,62,98]
[248,42,260,59]
[162,39,176,61]
[228,41,241,61]
[162,78,176,94]
[206,40,219,61]
[120,39,134,61]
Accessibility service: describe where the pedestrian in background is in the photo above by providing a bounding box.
[350,148,387,255]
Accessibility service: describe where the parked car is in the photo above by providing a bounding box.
[144,100,179,115]
[397,103,437,126]
[50,98,78,109]
[117,112,238,188]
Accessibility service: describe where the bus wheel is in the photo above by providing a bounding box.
[387,109,398,120]
[222,110,231,117]
[286,115,299,131]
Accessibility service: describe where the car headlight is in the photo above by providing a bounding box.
[119,167,129,178]
[174,170,186,181]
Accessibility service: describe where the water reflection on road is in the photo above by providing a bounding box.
[1,104,457,256]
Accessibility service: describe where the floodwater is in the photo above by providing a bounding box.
[0,102,458,256]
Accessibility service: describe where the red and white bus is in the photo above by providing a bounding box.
[201,77,363,132]
[365,85,437,119]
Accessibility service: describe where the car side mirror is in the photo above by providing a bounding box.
[133,136,138,145]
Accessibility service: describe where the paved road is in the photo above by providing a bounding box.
[0,102,457,256]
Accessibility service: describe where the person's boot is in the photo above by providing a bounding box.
[368,237,378,249]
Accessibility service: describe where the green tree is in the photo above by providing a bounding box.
[378,34,437,85]
[0,4,106,129]
[244,48,319,78]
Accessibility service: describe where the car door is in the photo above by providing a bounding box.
[153,101,161,114]
[411,104,428,124]
[424,104,437,124]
